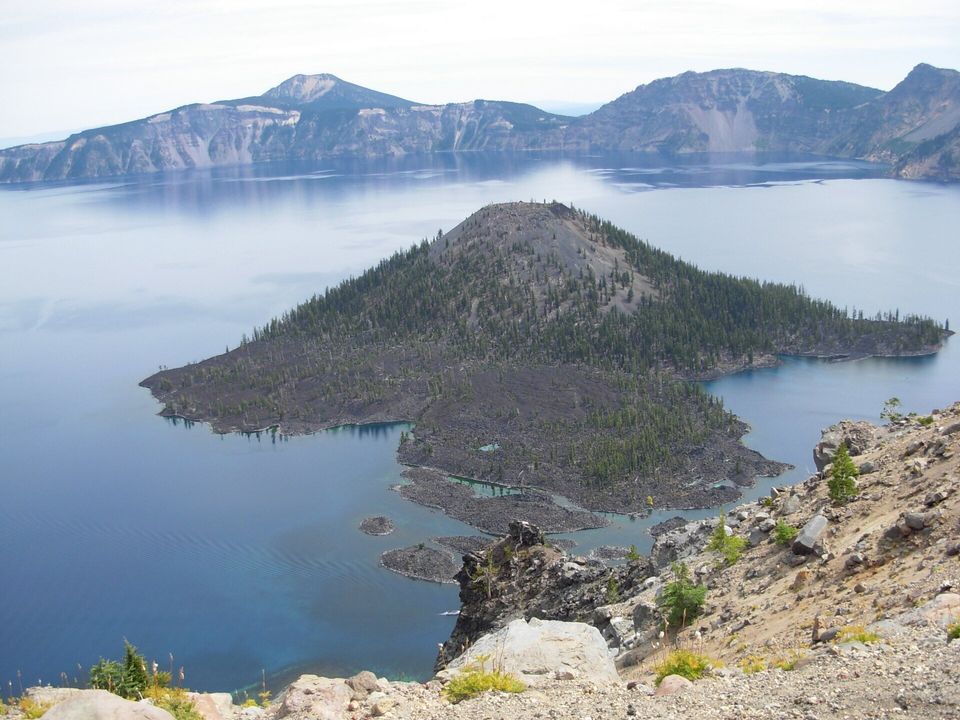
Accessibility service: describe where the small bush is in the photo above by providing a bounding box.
[770,651,803,671]
[653,650,714,685]
[828,443,859,505]
[144,687,202,720]
[605,575,620,604]
[657,562,707,628]
[739,655,765,674]
[836,625,880,644]
[625,544,641,562]
[946,622,959,641]
[442,662,525,704]
[773,520,798,546]
[17,699,51,720]
[917,415,935,427]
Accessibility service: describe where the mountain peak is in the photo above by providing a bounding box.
[263,73,343,103]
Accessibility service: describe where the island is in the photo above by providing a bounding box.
[141,202,948,522]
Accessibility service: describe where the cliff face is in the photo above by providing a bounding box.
[3,66,960,183]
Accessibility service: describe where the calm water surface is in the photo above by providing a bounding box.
[1,153,958,692]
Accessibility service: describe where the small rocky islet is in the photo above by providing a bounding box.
[358,516,394,535]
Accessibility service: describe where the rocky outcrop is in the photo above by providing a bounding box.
[438,520,651,668]
[436,617,619,686]
[813,420,876,471]
[359,516,394,535]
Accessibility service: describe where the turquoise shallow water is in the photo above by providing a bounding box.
[1,153,958,691]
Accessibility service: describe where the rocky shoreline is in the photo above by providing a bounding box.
[397,466,608,535]
[359,516,394,535]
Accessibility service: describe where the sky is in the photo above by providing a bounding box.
[1,0,959,143]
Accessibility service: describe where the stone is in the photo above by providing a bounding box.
[187,694,235,720]
[654,675,693,696]
[858,461,877,474]
[759,518,776,533]
[41,691,175,720]
[903,512,927,531]
[845,552,866,569]
[509,519,545,547]
[370,698,396,717]
[437,618,618,686]
[781,495,801,516]
[817,627,840,644]
[813,421,874,471]
[790,570,810,591]
[345,671,379,699]
[608,616,635,646]
[792,515,828,555]
[941,421,960,435]
[276,675,352,720]
[924,488,951,506]
[904,440,923,456]
[748,529,766,547]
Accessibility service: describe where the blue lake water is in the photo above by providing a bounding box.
[1,153,958,693]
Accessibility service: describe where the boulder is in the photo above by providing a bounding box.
[345,671,379,700]
[903,512,928,531]
[655,675,693,696]
[792,515,828,555]
[437,618,618,686]
[780,495,801,516]
[275,675,352,720]
[41,691,174,720]
[187,694,235,720]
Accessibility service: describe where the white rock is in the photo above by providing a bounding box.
[437,618,619,686]
[41,691,175,720]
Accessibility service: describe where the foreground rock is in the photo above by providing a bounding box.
[437,618,618,686]
[40,691,175,720]
[380,545,458,583]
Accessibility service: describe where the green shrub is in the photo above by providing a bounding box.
[828,443,859,505]
[739,655,765,674]
[17,699,51,720]
[626,544,641,562]
[442,661,525,704]
[144,688,202,720]
[657,562,707,628]
[917,415,935,426]
[653,649,714,685]
[707,510,748,564]
[773,520,798,546]
[605,575,620,604]
[836,625,880,644]
[946,622,959,641]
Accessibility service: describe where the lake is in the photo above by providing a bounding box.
[1,152,958,693]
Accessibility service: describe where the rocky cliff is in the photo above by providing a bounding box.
[3,65,960,183]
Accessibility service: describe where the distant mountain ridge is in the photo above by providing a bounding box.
[2,65,959,183]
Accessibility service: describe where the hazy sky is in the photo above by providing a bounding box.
[2,0,959,142]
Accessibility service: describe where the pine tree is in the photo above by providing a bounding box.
[828,442,859,504]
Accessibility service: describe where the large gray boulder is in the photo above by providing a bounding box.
[437,618,618,686]
[275,675,353,720]
[41,691,175,720]
[792,514,828,555]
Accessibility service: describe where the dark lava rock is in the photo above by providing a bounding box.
[649,515,688,538]
[359,515,395,535]
[380,546,458,583]
[433,535,494,555]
